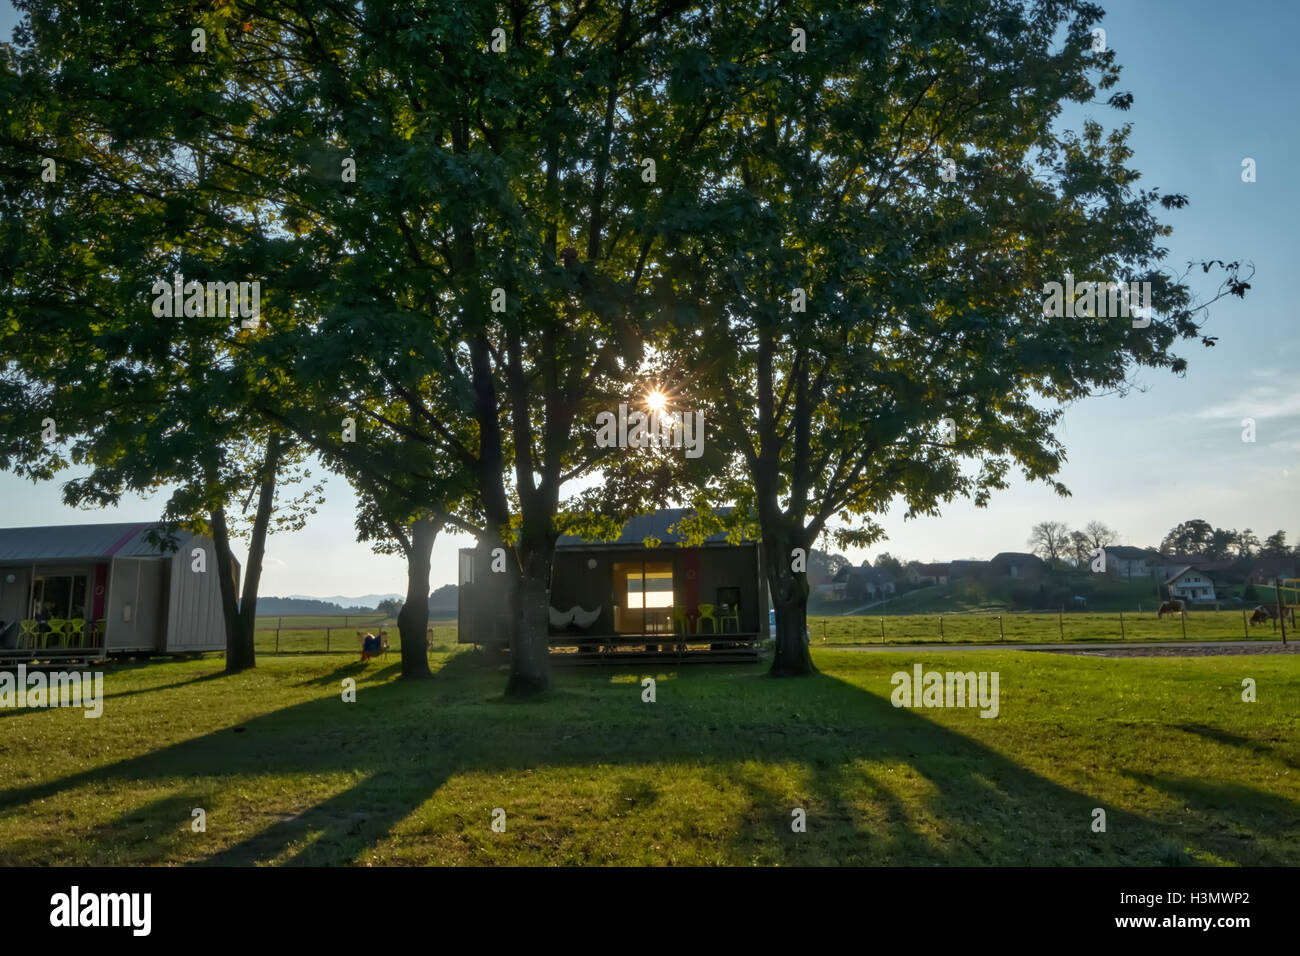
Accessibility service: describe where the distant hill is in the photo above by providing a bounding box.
[428,584,458,615]
[257,596,376,615]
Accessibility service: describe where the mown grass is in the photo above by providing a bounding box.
[0,648,1295,865]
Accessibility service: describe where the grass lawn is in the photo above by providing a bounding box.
[0,648,1295,866]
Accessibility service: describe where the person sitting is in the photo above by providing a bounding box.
[360,632,385,661]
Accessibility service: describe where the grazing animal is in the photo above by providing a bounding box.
[1157,600,1184,619]
[1249,605,1277,626]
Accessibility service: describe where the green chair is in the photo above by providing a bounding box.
[671,606,689,652]
[90,618,107,649]
[18,619,40,649]
[46,619,68,648]
[718,603,740,634]
[64,619,86,648]
[696,603,717,635]
[671,606,688,635]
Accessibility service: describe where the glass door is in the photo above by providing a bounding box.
[30,574,88,620]
[613,560,674,634]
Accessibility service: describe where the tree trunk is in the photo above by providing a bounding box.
[396,517,437,679]
[505,544,552,698]
[766,535,816,677]
[210,507,247,674]
[232,432,282,673]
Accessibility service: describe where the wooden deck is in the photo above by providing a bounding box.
[547,631,764,665]
[0,644,108,665]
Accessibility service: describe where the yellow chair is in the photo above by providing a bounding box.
[90,619,107,648]
[18,619,40,649]
[696,603,717,635]
[718,603,740,634]
[46,619,69,648]
[671,606,688,635]
[64,619,86,648]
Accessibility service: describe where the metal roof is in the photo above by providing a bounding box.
[0,522,195,563]
[557,508,751,548]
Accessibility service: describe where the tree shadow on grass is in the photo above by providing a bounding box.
[1175,722,1300,772]
[0,665,229,720]
[0,653,1291,866]
[1120,771,1299,865]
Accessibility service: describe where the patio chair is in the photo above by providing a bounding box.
[696,603,717,635]
[64,619,86,648]
[46,619,68,648]
[718,603,740,634]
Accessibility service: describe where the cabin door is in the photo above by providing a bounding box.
[612,560,674,635]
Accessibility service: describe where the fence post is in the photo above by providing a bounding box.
[326,627,330,653]
[998,616,1004,641]
[1242,607,1248,639]
[1119,610,1125,641]
[940,616,944,642]
[1058,607,1064,641]
[275,625,280,654]
[880,617,885,644]
[1180,611,1186,640]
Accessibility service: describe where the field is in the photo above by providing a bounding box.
[248,608,1291,655]
[0,647,1296,865]
[810,609,1292,646]
[252,614,456,654]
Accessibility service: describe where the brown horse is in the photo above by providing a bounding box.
[1157,600,1184,619]
[1249,605,1277,626]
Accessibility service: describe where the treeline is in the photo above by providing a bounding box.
[257,597,376,616]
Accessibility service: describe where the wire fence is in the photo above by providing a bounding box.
[809,607,1294,646]
[253,616,458,655]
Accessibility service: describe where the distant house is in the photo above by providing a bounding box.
[832,565,896,604]
[908,562,950,586]
[1155,553,1216,579]
[811,582,838,601]
[990,552,1048,579]
[1250,561,1297,585]
[947,559,987,581]
[1165,567,1219,604]
[1103,545,1159,578]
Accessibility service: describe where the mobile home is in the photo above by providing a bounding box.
[0,522,233,661]
[458,508,768,662]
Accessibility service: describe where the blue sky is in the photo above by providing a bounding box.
[2,1,1297,598]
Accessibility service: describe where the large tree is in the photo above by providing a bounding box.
[654,0,1250,674]
[0,19,328,672]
